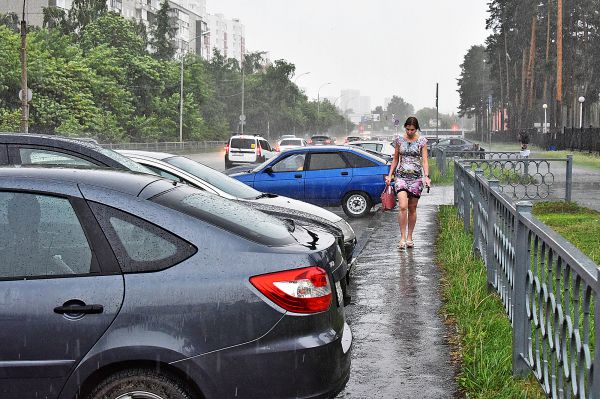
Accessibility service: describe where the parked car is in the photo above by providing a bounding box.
[225,134,276,169]
[0,133,154,174]
[0,167,351,399]
[118,150,357,264]
[230,146,390,218]
[308,135,335,145]
[344,136,362,143]
[431,137,483,155]
[348,140,395,156]
[276,137,308,152]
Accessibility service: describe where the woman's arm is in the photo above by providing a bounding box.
[385,144,400,184]
[422,143,431,187]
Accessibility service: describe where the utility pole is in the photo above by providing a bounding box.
[20,0,29,133]
[435,83,439,140]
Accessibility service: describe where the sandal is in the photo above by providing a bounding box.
[406,240,414,248]
[398,240,407,250]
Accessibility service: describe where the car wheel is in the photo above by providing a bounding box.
[86,369,193,399]
[225,159,233,169]
[342,192,372,218]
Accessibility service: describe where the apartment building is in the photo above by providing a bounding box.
[2,0,244,62]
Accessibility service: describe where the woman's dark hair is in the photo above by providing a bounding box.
[404,116,420,131]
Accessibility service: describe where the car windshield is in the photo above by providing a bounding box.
[152,185,294,246]
[165,156,261,199]
[280,139,302,146]
[97,147,157,175]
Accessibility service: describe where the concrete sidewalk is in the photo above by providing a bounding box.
[337,187,456,399]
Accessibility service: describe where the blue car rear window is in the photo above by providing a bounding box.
[151,186,294,246]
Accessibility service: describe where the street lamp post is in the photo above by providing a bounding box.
[317,82,331,133]
[179,31,210,143]
[578,96,585,129]
[543,103,548,133]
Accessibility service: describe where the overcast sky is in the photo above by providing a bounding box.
[210,0,489,114]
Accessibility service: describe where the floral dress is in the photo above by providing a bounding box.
[394,135,428,198]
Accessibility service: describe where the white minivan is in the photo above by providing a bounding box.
[225,135,276,169]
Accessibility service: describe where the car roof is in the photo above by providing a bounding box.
[229,135,263,140]
[0,167,163,197]
[117,149,175,161]
[0,132,101,149]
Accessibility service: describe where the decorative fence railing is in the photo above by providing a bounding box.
[100,141,226,152]
[455,161,600,398]
[437,149,573,201]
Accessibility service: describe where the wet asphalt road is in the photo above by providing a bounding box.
[186,149,460,397]
[336,188,457,399]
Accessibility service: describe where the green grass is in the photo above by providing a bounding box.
[429,158,453,185]
[533,201,600,264]
[534,150,600,170]
[436,206,545,399]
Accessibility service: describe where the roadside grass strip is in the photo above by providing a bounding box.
[436,206,545,399]
[533,201,600,264]
[535,151,600,170]
[429,158,453,185]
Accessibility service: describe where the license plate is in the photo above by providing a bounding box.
[335,280,343,307]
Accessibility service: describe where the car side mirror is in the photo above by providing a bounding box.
[264,166,274,174]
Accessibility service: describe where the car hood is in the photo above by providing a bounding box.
[249,195,343,223]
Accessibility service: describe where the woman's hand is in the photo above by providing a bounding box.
[424,176,431,188]
[385,175,393,185]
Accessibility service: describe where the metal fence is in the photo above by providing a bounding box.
[438,149,573,201]
[100,141,226,152]
[455,161,600,398]
[466,128,600,154]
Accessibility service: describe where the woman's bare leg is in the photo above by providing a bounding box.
[407,197,419,242]
[397,191,408,242]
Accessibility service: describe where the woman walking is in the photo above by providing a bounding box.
[385,117,431,250]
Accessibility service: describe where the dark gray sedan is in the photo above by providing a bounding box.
[0,167,351,399]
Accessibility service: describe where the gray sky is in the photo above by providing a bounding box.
[210,0,489,114]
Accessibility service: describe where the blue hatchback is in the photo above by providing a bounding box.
[231,146,390,217]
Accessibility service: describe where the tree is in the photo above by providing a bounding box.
[67,0,107,34]
[385,96,414,124]
[0,12,19,33]
[150,0,176,60]
[457,45,491,134]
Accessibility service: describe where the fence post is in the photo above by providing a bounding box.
[472,169,484,253]
[486,179,500,289]
[453,159,459,207]
[441,148,447,176]
[565,154,573,202]
[512,201,533,377]
[462,164,472,233]
[593,268,600,397]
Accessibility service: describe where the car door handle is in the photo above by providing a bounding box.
[54,304,104,315]
[341,171,349,176]
[294,174,302,178]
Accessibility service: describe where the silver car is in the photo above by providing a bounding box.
[118,150,357,264]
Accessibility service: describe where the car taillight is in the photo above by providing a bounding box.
[308,139,312,144]
[225,144,229,153]
[276,146,280,152]
[257,145,262,157]
[325,140,332,144]
[250,267,332,314]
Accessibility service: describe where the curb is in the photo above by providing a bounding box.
[350,209,385,265]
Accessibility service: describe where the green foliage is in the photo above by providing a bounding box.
[150,0,176,60]
[0,9,349,143]
[436,206,546,398]
[385,95,414,123]
[533,201,600,263]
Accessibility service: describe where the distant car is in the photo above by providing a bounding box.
[348,140,395,157]
[118,150,357,264]
[0,167,351,399]
[231,146,390,218]
[344,136,361,143]
[308,135,335,145]
[225,134,276,169]
[0,133,154,174]
[276,137,308,152]
[432,137,483,156]
[280,134,296,140]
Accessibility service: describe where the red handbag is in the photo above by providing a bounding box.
[380,183,396,211]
